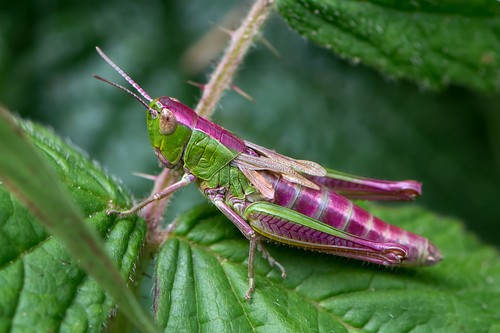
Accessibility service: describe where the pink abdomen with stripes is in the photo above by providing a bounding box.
[254,173,441,266]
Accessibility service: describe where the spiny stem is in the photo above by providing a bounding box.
[143,0,275,247]
[195,0,275,118]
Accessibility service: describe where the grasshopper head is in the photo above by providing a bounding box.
[94,47,199,169]
[147,96,197,168]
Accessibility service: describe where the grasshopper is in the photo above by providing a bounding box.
[95,47,442,299]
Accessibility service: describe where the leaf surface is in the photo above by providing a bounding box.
[0,110,154,333]
[276,0,500,91]
[154,203,500,332]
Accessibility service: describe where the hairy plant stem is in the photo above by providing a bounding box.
[195,0,275,118]
[140,0,275,249]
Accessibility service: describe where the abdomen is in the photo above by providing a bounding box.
[261,173,440,266]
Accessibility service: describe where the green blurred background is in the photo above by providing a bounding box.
[1,0,499,248]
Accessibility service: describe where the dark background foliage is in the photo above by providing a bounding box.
[1,0,499,248]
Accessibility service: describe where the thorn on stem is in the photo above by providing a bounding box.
[215,24,236,38]
[258,35,282,59]
[186,80,206,90]
[132,172,158,181]
[188,80,253,102]
[231,84,254,102]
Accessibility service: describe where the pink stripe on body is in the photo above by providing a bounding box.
[259,173,439,266]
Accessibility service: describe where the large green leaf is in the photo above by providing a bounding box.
[154,203,500,332]
[0,111,153,333]
[276,0,500,91]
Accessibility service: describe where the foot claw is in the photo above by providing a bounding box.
[257,242,287,279]
[106,200,136,217]
[106,209,122,216]
[244,278,255,300]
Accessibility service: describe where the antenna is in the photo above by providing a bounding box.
[93,74,154,113]
[95,46,153,103]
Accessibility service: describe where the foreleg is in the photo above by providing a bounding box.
[108,173,196,217]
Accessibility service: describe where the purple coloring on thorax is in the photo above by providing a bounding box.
[157,96,247,152]
[156,96,198,128]
[194,117,247,152]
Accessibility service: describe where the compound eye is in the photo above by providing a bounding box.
[159,108,177,135]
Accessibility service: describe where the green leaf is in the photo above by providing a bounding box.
[154,203,500,332]
[276,0,500,91]
[0,109,156,333]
